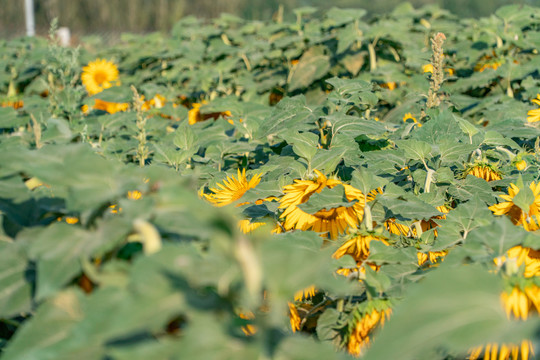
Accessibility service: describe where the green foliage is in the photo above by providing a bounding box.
[1,3,540,360]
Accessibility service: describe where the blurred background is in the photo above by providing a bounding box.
[1,0,539,38]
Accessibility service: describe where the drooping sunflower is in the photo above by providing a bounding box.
[385,205,449,238]
[526,94,540,123]
[81,59,120,95]
[465,163,502,182]
[294,285,316,302]
[333,234,389,263]
[347,307,392,357]
[279,170,380,239]
[417,250,448,266]
[489,182,540,231]
[288,302,302,332]
[469,340,534,360]
[500,286,540,320]
[202,169,262,207]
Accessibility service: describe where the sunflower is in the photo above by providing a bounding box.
[238,311,257,336]
[403,112,422,127]
[469,340,534,360]
[500,286,540,320]
[92,99,129,114]
[141,94,166,111]
[127,190,142,200]
[294,285,316,302]
[81,59,120,95]
[1,99,23,109]
[238,219,266,234]
[474,54,503,72]
[57,216,79,225]
[279,170,380,239]
[515,160,527,171]
[526,94,540,123]
[202,169,262,207]
[333,234,389,263]
[494,245,540,278]
[288,302,302,332]
[385,205,449,238]
[347,307,392,357]
[417,250,448,266]
[465,163,502,182]
[489,182,540,231]
[188,101,232,125]
[380,82,397,90]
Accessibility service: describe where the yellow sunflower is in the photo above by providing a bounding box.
[489,182,540,231]
[288,302,302,332]
[527,94,540,123]
[494,245,540,278]
[417,250,448,266]
[333,234,389,263]
[92,99,129,114]
[238,219,266,234]
[294,285,316,302]
[1,99,23,109]
[515,160,527,171]
[188,100,232,125]
[403,112,422,127]
[500,286,540,320]
[347,307,392,357]
[279,170,380,239]
[81,59,120,96]
[127,190,142,200]
[469,340,534,360]
[465,163,502,182]
[474,54,503,72]
[385,205,449,238]
[202,169,262,207]
[56,216,79,225]
[238,311,257,336]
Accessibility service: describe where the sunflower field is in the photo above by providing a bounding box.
[1,3,540,359]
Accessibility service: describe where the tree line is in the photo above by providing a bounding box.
[1,0,537,37]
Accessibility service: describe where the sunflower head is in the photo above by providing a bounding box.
[202,169,262,207]
[527,94,540,123]
[489,182,540,231]
[464,162,502,182]
[81,59,120,95]
[279,170,380,239]
[402,112,422,127]
[347,304,392,357]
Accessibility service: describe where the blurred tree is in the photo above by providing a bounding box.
[0,0,539,38]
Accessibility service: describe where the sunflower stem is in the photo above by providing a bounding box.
[363,204,373,231]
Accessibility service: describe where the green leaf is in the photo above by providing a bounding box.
[310,146,348,174]
[350,168,388,195]
[282,131,319,161]
[0,242,33,318]
[448,175,497,205]
[288,52,330,92]
[512,184,534,213]
[483,130,520,150]
[395,139,432,162]
[297,185,354,214]
[364,265,537,360]
[173,123,198,151]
